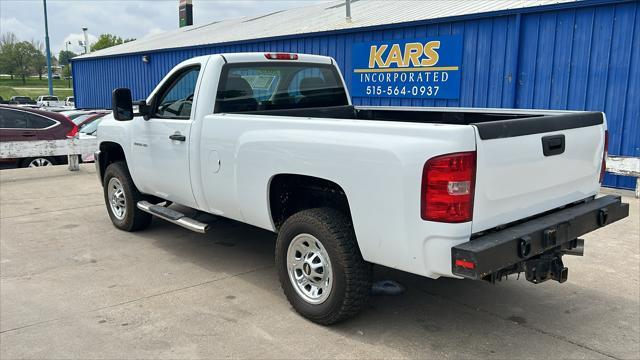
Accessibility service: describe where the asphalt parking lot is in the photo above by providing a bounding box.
[1,165,638,359]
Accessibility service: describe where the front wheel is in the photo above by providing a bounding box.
[275,208,372,325]
[102,161,152,232]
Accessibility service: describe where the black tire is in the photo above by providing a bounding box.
[103,161,152,232]
[275,208,372,325]
[19,156,57,168]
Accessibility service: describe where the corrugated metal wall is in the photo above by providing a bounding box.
[72,0,639,189]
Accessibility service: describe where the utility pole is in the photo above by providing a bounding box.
[43,0,53,95]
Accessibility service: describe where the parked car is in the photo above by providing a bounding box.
[0,105,78,167]
[97,53,628,324]
[78,115,108,163]
[51,74,61,80]
[36,95,65,108]
[64,96,75,106]
[9,96,37,105]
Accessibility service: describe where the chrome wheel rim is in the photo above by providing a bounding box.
[287,234,333,304]
[28,158,52,167]
[107,177,126,220]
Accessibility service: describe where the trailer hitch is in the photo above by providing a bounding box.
[481,239,585,284]
[524,253,568,284]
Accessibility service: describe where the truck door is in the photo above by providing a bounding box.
[130,65,201,208]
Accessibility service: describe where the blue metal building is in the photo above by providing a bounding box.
[72,0,639,189]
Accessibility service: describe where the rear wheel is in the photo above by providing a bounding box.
[275,208,372,325]
[103,161,152,232]
[20,157,56,168]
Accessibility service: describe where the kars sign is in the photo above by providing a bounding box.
[351,36,463,99]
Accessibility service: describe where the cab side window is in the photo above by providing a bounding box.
[154,66,201,119]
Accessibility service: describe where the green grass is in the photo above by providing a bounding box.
[0,86,73,100]
[0,76,71,88]
[0,77,73,101]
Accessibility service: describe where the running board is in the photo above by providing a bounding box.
[137,201,210,233]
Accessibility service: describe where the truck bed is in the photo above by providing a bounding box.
[236,105,606,233]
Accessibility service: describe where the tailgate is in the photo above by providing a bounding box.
[471,112,606,233]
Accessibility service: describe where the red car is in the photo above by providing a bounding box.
[0,105,78,167]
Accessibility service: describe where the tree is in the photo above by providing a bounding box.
[90,34,135,52]
[63,62,72,79]
[0,32,18,79]
[31,40,47,80]
[13,41,39,84]
[59,50,77,66]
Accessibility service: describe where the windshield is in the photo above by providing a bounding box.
[79,118,101,135]
[41,96,58,101]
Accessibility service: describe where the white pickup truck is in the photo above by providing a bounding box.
[35,95,65,108]
[96,52,628,324]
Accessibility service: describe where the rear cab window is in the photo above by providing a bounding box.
[215,63,348,113]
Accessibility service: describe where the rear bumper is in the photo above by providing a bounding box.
[452,195,629,280]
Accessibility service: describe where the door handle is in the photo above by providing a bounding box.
[22,132,36,137]
[169,133,186,141]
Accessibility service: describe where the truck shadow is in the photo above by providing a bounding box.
[134,211,637,359]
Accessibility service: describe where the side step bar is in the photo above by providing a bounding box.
[137,201,210,233]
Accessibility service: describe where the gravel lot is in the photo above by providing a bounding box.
[1,165,638,359]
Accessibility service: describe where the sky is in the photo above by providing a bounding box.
[0,0,328,57]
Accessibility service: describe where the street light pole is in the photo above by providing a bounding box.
[65,41,71,88]
[43,0,53,96]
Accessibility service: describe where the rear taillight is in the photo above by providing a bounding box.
[66,124,78,138]
[599,130,608,184]
[421,151,476,223]
[264,53,298,60]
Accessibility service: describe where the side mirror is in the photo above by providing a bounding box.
[112,88,133,121]
[134,99,151,120]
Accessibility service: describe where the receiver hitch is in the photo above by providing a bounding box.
[524,253,568,284]
[482,239,584,284]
